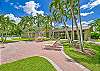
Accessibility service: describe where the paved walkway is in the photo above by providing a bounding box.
[87,41,100,46]
[0,41,89,71]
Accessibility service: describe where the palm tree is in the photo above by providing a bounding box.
[77,0,84,51]
[70,0,83,51]
[49,0,84,51]
[43,15,53,38]
[35,14,44,37]
[49,0,71,43]
[18,16,35,38]
[0,15,16,43]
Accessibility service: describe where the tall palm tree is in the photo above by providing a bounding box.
[49,0,71,43]
[77,0,84,51]
[49,0,84,51]
[70,0,83,51]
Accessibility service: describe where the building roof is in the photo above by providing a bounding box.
[51,25,91,32]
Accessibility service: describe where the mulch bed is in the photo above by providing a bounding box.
[72,42,96,56]
[74,46,95,56]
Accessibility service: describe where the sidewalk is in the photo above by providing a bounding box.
[0,41,90,71]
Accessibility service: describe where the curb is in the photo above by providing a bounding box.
[39,56,63,71]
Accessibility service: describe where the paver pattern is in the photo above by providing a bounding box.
[0,41,89,71]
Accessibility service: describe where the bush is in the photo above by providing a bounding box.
[91,32,100,39]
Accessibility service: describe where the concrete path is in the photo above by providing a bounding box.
[87,41,100,45]
[0,41,89,71]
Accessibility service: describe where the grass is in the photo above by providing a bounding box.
[0,37,50,43]
[0,56,56,71]
[12,37,34,41]
[61,41,100,71]
[0,37,34,43]
[96,39,100,42]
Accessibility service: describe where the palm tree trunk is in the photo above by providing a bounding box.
[70,0,83,52]
[63,20,71,43]
[71,19,74,42]
[1,33,4,43]
[78,0,84,51]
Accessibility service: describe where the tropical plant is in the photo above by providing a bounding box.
[70,0,84,51]
[90,19,100,32]
[18,16,35,38]
[49,0,84,51]
[91,32,100,39]
[49,0,71,43]
[0,15,16,43]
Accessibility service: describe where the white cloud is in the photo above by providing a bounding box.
[10,3,14,5]
[5,14,21,24]
[80,11,94,16]
[14,5,20,9]
[81,0,100,9]
[81,21,90,25]
[76,21,89,26]
[23,1,44,16]
[80,3,90,9]
[88,20,94,23]
[14,5,23,9]
[19,5,23,8]
[78,20,94,26]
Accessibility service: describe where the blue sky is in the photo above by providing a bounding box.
[0,0,100,25]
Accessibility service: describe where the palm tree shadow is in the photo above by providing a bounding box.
[43,47,61,51]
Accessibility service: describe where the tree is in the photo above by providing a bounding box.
[77,0,84,51]
[0,15,16,43]
[90,19,100,32]
[70,0,84,52]
[90,18,100,39]
[42,15,53,38]
[49,0,84,51]
[18,16,35,38]
[49,0,71,43]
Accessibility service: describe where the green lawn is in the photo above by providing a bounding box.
[61,41,100,71]
[0,56,56,71]
[0,37,34,43]
[96,39,100,42]
[0,37,50,43]
[12,37,34,41]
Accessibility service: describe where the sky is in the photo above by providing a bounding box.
[0,0,100,25]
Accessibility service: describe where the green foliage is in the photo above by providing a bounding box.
[91,32,100,39]
[0,14,53,43]
[0,15,17,43]
[90,19,100,32]
[0,56,56,71]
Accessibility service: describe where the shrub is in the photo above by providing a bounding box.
[91,32,100,39]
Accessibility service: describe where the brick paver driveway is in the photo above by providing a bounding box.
[0,41,89,71]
